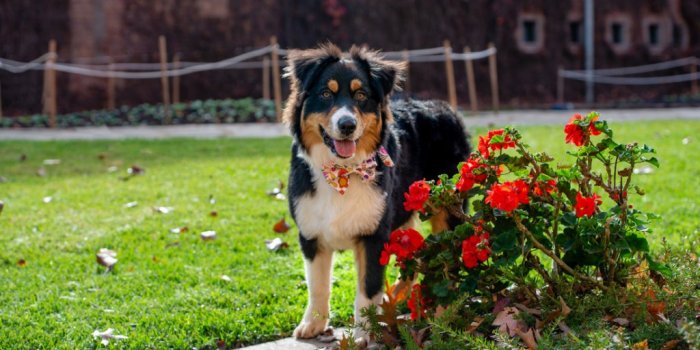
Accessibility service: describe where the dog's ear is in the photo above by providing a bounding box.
[350,46,406,102]
[285,44,342,95]
[283,44,342,127]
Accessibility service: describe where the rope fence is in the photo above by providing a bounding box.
[558,57,700,102]
[0,36,499,125]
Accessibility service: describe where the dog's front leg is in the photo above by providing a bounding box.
[353,235,386,342]
[294,235,333,339]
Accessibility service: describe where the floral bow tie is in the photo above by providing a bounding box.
[322,146,395,195]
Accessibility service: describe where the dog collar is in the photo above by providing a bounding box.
[321,146,394,195]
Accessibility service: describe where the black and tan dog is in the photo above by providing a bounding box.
[284,44,470,339]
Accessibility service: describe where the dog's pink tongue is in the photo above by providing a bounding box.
[333,139,356,158]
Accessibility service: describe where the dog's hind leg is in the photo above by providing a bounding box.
[353,235,386,343]
[294,236,333,339]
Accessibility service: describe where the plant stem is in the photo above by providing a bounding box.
[513,215,608,291]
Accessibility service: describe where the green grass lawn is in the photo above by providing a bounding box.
[1,120,699,349]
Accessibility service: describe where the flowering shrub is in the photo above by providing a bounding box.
[380,112,667,322]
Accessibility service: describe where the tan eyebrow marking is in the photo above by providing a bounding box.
[327,79,339,93]
[350,79,362,92]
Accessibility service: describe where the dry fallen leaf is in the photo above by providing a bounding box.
[92,328,128,346]
[661,339,682,350]
[273,217,291,233]
[338,334,350,350]
[467,316,484,334]
[153,206,173,214]
[170,226,189,234]
[265,238,288,251]
[43,196,53,203]
[43,159,61,165]
[611,317,630,327]
[209,210,218,218]
[98,153,107,160]
[127,165,144,175]
[514,328,538,350]
[216,339,226,350]
[19,154,27,162]
[17,259,26,267]
[632,339,649,350]
[200,231,217,240]
[96,248,118,269]
[492,306,528,337]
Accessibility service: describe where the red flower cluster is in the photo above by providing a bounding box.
[564,114,602,147]
[533,179,557,196]
[407,284,429,320]
[462,231,491,268]
[485,180,530,212]
[379,228,425,267]
[403,180,431,212]
[456,157,489,192]
[574,192,602,218]
[478,129,516,158]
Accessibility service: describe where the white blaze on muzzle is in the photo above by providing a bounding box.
[330,106,356,136]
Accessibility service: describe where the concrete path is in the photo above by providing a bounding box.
[0,108,697,141]
[242,328,347,350]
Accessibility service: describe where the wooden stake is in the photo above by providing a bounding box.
[691,64,698,96]
[402,50,410,98]
[158,35,171,124]
[107,63,116,110]
[443,40,457,109]
[557,65,564,104]
[463,47,478,111]
[172,53,181,105]
[488,42,500,113]
[0,80,3,120]
[262,56,271,100]
[270,36,283,122]
[43,40,58,128]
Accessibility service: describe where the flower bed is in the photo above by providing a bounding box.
[0,98,276,128]
[360,112,698,349]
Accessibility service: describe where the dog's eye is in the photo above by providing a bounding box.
[320,90,332,99]
[354,91,367,102]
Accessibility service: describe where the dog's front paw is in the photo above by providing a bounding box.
[293,318,328,339]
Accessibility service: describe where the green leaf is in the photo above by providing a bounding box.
[625,232,650,252]
[432,280,450,298]
[645,254,673,278]
[561,212,577,227]
[489,134,505,144]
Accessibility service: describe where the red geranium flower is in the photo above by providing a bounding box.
[462,232,491,268]
[564,114,601,147]
[456,157,489,192]
[478,129,516,158]
[407,284,429,320]
[485,180,530,212]
[533,179,557,196]
[379,228,425,266]
[574,192,602,218]
[403,180,431,212]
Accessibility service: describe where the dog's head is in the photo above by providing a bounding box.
[283,44,405,162]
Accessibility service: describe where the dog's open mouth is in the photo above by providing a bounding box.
[320,126,356,159]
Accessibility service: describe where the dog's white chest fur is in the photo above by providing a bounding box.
[294,147,387,251]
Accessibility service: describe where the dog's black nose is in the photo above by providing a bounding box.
[337,116,357,135]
